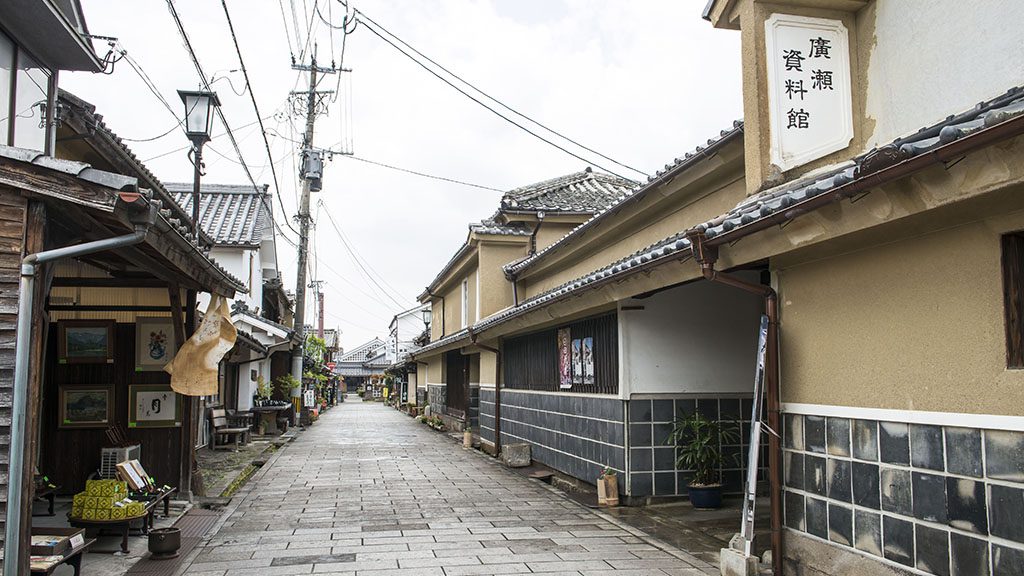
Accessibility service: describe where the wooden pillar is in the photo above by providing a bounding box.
[17,201,50,573]
[172,288,200,500]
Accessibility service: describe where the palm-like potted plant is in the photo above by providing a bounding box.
[665,412,738,509]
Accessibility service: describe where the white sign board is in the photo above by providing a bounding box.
[303,389,315,406]
[765,13,853,172]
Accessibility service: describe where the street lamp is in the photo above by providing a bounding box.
[421,306,432,330]
[177,89,221,237]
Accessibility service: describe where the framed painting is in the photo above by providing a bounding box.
[135,317,178,371]
[58,320,115,364]
[128,384,181,428]
[58,385,112,428]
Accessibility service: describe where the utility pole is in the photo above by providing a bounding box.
[311,280,325,338]
[290,55,335,417]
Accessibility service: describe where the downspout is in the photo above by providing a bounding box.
[686,230,782,576]
[426,287,445,337]
[5,199,155,575]
[528,211,545,256]
[468,328,502,455]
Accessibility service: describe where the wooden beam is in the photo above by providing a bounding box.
[0,156,119,212]
[167,284,186,351]
[52,277,167,288]
[45,305,186,312]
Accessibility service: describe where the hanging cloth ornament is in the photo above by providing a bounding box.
[165,294,237,396]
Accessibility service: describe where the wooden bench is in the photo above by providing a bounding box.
[209,408,250,450]
[31,538,95,575]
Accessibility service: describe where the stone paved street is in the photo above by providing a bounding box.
[179,399,717,576]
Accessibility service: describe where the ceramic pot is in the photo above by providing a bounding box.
[687,484,723,509]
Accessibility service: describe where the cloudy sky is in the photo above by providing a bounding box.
[64,0,742,351]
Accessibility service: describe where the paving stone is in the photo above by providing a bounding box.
[182,400,717,576]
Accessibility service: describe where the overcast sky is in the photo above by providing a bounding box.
[64,0,742,352]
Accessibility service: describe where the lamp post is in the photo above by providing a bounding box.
[421,306,432,332]
[177,89,221,237]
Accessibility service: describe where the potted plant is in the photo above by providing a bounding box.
[596,466,619,506]
[665,412,738,509]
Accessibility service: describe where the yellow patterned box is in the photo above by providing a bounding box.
[71,504,84,518]
[93,509,110,520]
[86,479,128,497]
[109,507,126,520]
[81,508,96,520]
[72,493,87,508]
[125,502,145,517]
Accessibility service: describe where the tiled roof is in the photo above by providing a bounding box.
[338,337,385,362]
[166,183,269,247]
[469,216,532,237]
[0,145,247,295]
[500,168,637,213]
[417,86,1024,354]
[505,121,744,278]
[56,90,215,246]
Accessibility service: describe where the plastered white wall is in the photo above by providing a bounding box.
[620,273,763,396]
[864,0,1024,148]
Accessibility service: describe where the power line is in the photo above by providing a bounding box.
[166,0,300,250]
[221,0,300,236]
[354,8,649,180]
[318,200,409,309]
[334,153,504,192]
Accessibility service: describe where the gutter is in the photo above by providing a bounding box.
[468,328,502,454]
[5,195,157,575]
[687,230,782,576]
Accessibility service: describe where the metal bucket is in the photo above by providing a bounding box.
[148,526,181,559]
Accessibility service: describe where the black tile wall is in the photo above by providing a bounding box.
[785,491,805,531]
[946,477,987,535]
[806,497,828,539]
[479,388,495,444]
[915,525,951,576]
[993,544,1024,576]
[912,472,947,523]
[852,462,880,509]
[828,503,852,546]
[880,467,912,515]
[630,472,652,496]
[785,451,804,490]
[784,414,1024,576]
[805,416,826,453]
[989,484,1024,543]
[911,424,944,471]
[950,533,989,576]
[853,419,878,461]
[629,396,760,498]
[654,471,675,496]
[499,390,624,492]
[945,427,982,477]
[827,417,851,457]
[985,430,1024,482]
[827,459,852,502]
[805,455,827,497]
[854,510,882,557]
[883,515,914,567]
[879,422,910,465]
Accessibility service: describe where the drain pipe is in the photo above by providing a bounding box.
[4,201,155,575]
[468,329,502,455]
[686,230,782,576]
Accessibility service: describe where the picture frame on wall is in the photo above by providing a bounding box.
[582,337,595,386]
[58,385,113,428]
[572,338,583,385]
[58,320,115,364]
[558,327,572,389]
[128,384,181,428]
[135,317,178,371]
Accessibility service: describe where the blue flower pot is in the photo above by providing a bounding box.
[687,484,723,509]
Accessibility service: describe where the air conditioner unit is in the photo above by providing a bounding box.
[99,445,141,479]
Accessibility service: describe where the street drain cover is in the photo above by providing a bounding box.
[270,553,356,566]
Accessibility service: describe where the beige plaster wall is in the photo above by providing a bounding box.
[478,242,526,317]
[778,213,1024,416]
[479,349,498,386]
[426,355,444,384]
[535,222,578,252]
